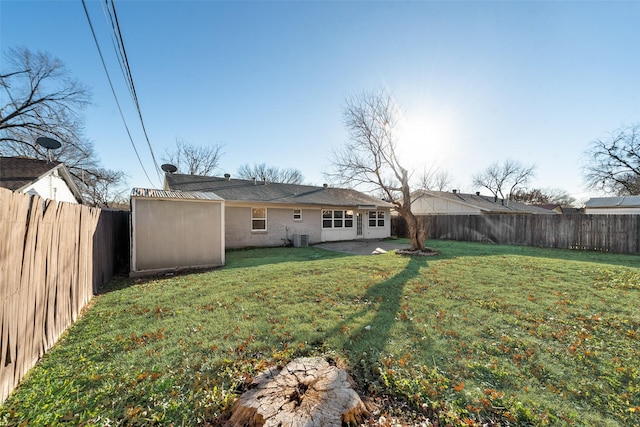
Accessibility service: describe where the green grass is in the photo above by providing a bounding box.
[1,240,639,426]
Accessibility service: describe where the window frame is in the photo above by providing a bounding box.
[251,207,267,231]
[322,209,354,229]
[368,210,385,228]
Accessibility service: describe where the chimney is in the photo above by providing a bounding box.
[224,173,231,181]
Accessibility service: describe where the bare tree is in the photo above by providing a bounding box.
[472,158,536,201]
[418,164,452,191]
[511,187,576,207]
[584,123,640,195]
[77,168,129,208]
[326,88,426,251]
[163,137,224,176]
[1,47,90,149]
[0,47,127,205]
[236,163,304,184]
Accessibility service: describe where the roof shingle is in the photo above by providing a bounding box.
[0,157,61,191]
[165,174,392,208]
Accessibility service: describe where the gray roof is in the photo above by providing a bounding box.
[131,187,224,201]
[0,156,84,203]
[585,196,640,208]
[165,174,392,209]
[414,190,557,214]
[0,156,61,191]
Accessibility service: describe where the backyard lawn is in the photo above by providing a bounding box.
[1,240,639,426]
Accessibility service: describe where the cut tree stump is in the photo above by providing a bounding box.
[226,357,369,427]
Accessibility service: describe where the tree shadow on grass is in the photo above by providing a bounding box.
[319,257,427,363]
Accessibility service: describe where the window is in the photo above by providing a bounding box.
[252,208,266,231]
[345,210,354,228]
[368,211,385,227]
[293,209,302,221]
[322,210,354,229]
[322,210,333,228]
[333,210,343,228]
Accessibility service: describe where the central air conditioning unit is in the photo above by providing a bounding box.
[292,234,309,247]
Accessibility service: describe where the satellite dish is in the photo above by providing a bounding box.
[36,137,62,150]
[161,163,177,173]
[36,137,62,163]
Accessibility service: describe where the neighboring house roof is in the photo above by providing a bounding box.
[412,190,557,214]
[165,174,392,209]
[585,195,640,209]
[560,207,583,214]
[0,156,84,203]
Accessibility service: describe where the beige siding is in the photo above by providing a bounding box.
[412,196,481,215]
[225,206,322,248]
[131,198,224,274]
[585,207,640,215]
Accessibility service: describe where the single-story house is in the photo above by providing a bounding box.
[0,156,83,204]
[584,196,640,214]
[130,188,225,275]
[408,190,557,215]
[164,174,393,248]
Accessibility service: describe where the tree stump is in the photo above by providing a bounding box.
[226,357,369,427]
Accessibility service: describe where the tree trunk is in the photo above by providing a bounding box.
[404,211,426,251]
[226,357,369,427]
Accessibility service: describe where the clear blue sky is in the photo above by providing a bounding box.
[2,0,640,204]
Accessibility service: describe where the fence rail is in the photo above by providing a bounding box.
[0,188,129,404]
[392,213,640,254]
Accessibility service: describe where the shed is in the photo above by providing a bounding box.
[130,188,225,276]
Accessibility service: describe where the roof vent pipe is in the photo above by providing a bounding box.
[476,191,480,196]
[253,177,257,185]
[323,183,328,188]
[224,173,231,180]
[452,189,457,193]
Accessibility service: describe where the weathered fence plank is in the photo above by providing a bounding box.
[0,188,129,404]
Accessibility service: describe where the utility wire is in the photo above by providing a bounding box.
[101,1,133,97]
[103,0,163,184]
[81,0,156,187]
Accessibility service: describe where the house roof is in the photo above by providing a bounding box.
[0,156,61,191]
[165,174,393,209]
[0,156,84,203]
[413,190,557,214]
[585,195,640,208]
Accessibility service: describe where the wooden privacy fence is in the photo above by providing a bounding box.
[393,214,640,254]
[0,188,129,404]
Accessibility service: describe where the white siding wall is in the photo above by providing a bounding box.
[320,209,390,242]
[412,196,481,215]
[22,173,78,204]
[585,207,640,215]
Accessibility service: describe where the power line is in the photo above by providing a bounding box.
[81,0,157,187]
[102,0,163,184]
